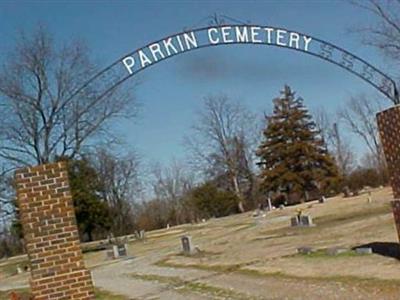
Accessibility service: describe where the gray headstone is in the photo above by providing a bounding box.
[355,247,373,255]
[291,216,300,227]
[326,247,347,256]
[107,244,128,259]
[343,186,351,198]
[181,235,193,255]
[297,246,314,255]
[279,204,285,210]
[118,244,128,257]
[300,215,313,226]
[319,196,326,203]
[367,192,372,203]
[291,215,314,227]
[112,245,119,259]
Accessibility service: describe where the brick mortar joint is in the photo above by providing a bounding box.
[14,162,95,299]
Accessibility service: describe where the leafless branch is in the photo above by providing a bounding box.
[0,26,138,168]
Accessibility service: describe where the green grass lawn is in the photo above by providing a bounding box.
[0,260,29,277]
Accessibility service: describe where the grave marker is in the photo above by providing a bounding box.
[181,235,194,255]
[326,247,347,256]
[355,247,373,254]
[291,214,314,227]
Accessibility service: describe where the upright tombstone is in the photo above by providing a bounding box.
[135,229,146,240]
[267,197,273,211]
[291,214,314,227]
[108,243,128,259]
[300,215,313,226]
[181,235,193,255]
[377,105,400,242]
[112,245,120,259]
[15,162,95,300]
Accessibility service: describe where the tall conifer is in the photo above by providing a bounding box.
[256,85,338,201]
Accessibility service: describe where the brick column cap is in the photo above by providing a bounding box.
[376,104,400,117]
[15,161,68,178]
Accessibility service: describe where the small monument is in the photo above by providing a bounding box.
[297,246,314,255]
[16,265,23,274]
[106,236,129,260]
[181,235,194,255]
[326,247,347,256]
[367,191,372,203]
[291,209,314,227]
[135,229,146,240]
[343,186,351,198]
[267,197,273,211]
[107,243,128,259]
[355,247,373,254]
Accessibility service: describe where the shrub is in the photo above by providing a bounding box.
[345,168,385,192]
[189,183,239,218]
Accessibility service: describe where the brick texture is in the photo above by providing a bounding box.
[15,162,95,300]
[392,201,400,241]
[377,105,400,242]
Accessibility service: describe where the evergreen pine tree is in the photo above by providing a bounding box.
[68,159,111,241]
[256,85,338,202]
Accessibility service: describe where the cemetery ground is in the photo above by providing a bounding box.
[1,187,400,299]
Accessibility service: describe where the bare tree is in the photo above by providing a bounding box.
[92,149,142,236]
[0,26,137,167]
[314,107,333,145]
[331,123,356,177]
[338,94,385,172]
[314,108,355,177]
[151,160,194,202]
[351,0,400,66]
[150,160,195,224]
[0,170,14,219]
[186,95,259,212]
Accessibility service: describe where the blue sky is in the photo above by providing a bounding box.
[0,0,392,166]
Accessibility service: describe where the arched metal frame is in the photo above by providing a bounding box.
[67,24,400,106]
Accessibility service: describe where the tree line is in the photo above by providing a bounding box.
[1,0,399,256]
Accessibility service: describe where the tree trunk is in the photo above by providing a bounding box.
[87,229,93,242]
[237,200,245,213]
[232,175,245,213]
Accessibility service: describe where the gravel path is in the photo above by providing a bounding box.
[91,253,400,300]
[92,256,215,300]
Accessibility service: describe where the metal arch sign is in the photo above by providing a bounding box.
[71,24,399,105]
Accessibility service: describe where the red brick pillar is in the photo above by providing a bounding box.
[377,105,400,242]
[15,162,95,299]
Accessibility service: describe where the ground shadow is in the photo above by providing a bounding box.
[353,242,400,260]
